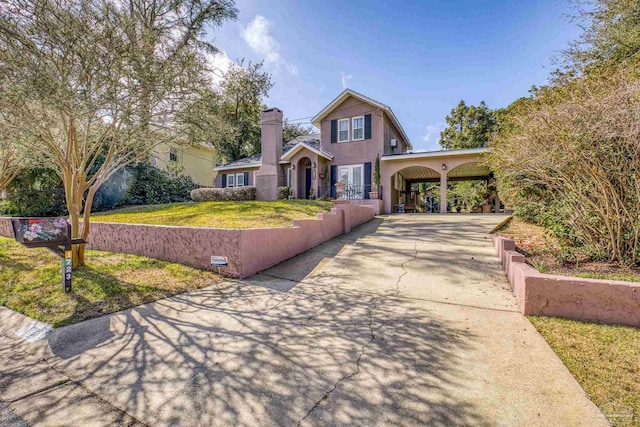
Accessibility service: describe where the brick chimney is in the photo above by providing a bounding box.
[256,107,285,200]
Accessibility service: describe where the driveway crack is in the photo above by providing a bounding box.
[395,235,420,296]
[296,299,378,426]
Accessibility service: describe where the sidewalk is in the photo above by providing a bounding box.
[0,307,142,427]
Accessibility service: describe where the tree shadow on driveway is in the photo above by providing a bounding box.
[45,279,487,426]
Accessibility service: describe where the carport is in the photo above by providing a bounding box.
[380,147,498,214]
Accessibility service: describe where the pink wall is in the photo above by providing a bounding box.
[0,218,12,238]
[493,235,640,327]
[0,203,374,278]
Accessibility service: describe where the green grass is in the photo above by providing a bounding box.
[529,316,640,425]
[0,237,222,327]
[93,200,334,229]
[575,271,640,282]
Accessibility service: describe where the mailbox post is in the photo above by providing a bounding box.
[11,217,85,293]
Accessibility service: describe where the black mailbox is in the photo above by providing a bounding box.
[10,217,83,293]
[11,217,71,248]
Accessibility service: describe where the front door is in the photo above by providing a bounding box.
[338,164,364,199]
[305,167,312,199]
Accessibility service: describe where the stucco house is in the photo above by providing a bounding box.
[214,89,497,214]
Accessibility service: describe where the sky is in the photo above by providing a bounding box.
[207,0,582,152]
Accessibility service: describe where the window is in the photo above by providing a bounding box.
[286,167,292,188]
[236,173,245,187]
[338,118,349,142]
[227,174,235,187]
[352,116,364,140]
[254,171,258,186]
[169,148,178,162]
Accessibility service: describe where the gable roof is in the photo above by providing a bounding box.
[214,133,323,171]
[279,137,333,162]
[311,89,413,150]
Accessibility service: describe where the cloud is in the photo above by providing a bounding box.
[341,72,352,89]
[205,50,233,86]
[242,15,298,76]
[411,148,428,153]
[421,123,445,145]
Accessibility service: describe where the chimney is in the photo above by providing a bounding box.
[256,107,285,200]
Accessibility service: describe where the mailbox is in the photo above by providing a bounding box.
[11,217,81,293]
[11,217,71,248]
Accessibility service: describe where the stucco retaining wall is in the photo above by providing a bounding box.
[0,203,374,278]
[493,235,640,327]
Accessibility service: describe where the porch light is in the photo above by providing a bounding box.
[292,164,295,170]
[442,163,447,170]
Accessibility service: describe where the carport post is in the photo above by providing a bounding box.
[440,173,447,213]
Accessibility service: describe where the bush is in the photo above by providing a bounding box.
[191,186,256,202]
[1,168,67,217]
[122,163,200,207]
[489,67,640,266]
[277,187,291,199]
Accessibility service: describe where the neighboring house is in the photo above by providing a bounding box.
[151,143,217,186]
[214,89,495,214]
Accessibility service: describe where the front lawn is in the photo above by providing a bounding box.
[0,237,221,327]
[93,200,334,229]
[496,217,640,282]
[530,316,640,425]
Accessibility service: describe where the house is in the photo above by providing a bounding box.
[214,89,497,214]
[151,143,218,186]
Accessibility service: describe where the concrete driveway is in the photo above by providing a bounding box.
[1,215,608,426]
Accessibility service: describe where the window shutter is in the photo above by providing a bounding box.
[330,165,337,198]
[364,114,372,139]
[244,172,249,186]
[330,120,337,143]
[221,174,227,188]
[364,162,372,199]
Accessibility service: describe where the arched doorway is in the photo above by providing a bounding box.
[390,166,441,213]
[447,162,498,213]
[297,157,312,199]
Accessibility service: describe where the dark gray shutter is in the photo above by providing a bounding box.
[330,165,337,198]
[331,120,337,143]
[221,174,227,188]
[364,162,372,199]
[244,172,249,186]
[364,114,372,139]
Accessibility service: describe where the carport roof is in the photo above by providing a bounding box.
[381,147,488,161]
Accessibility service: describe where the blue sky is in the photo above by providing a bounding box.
[208,0,581,151]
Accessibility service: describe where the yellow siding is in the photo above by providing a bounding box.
[150,144,218,186]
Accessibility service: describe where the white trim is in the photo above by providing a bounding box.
[214,163,261,171]
[381,147,488,161]
[236,173,245,187]
[253,170,258,185]
[352,116,364,141]
[227,174,235,187]
[311,89,413,150]
[337,118,349,143]
[280,142,334,162]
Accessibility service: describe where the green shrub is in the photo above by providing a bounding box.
[122,163,199,206]
[1,168,67,217]
[191,186,256,202]
[277,187,291,199]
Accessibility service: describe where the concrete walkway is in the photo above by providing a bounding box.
[1,215,608,426]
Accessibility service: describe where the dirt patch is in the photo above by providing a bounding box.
[496,217,640,282]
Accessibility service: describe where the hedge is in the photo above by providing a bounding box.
[191,186,256,202]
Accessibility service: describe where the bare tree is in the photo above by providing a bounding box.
[0,142,23,191]
[0,0,237,266]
